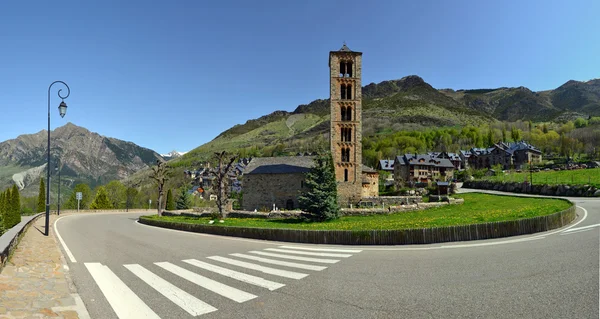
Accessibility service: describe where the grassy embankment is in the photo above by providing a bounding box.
[141,193,571,231]
[479,168,600,188]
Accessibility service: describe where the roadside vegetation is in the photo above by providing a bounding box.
[141,193,572,231]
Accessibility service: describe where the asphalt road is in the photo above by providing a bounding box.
[55,192,599,319]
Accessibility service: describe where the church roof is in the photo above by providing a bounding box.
[339,43,352,52]
[244,156,315,175]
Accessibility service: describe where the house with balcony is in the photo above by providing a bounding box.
[393,154,455,185]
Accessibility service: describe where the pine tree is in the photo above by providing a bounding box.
[90,186,113,209]
[0,191,5,233]
[165,189,175,210]
[176,188,191,210]
[11,184,21,225]
[298,152,339,221]
[37,178,46,214]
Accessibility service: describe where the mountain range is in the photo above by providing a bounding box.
[1,75,598,196]
[0,123,163,197]
[171,75,600,166]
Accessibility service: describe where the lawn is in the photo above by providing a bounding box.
[479,168,600,188]
[141,193,572,231]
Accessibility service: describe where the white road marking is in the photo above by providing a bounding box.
[84,263,160,319]
[248,251,341,264]
[562,223,599,233]
[560,228,594,235]
[279,245,362,253]
[208,256,308,279]
[265,248,353,258]
[155,262,256,303]
[182,259,285,291]
[440,236,544,249]
[124,264,217,316]
[230,253,327,271]
[54,215,77,263]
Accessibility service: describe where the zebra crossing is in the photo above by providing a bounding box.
[83,245,362,318]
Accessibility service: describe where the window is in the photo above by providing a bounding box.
[340,84,352,100]
[341,148,350,162]
[344,169,348,181]
[339,61,353,77]
[341,127,352,142]
[341,106,352,121]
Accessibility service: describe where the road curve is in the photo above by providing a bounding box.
[55,194,599,319]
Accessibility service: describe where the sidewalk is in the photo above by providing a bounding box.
[0,214,87,319]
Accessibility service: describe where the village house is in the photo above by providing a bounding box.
[467,141,542,170]
[394,153,455,185]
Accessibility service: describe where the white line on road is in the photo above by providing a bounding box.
[562,223,599,233]
[182,259,285,291]
[440,236,544,249]
[265,248,353,258]
[278,245,362,253]
[54,215,77,263]
[208,256,308,279]
[248,251,341,264]
[560,228,594,235]
[155,262,257,303]
[124,264,217,316]
[230,253,327,271]
[84,263,160,319]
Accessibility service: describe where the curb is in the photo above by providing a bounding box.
[139,202,576,245]
[0,212,44,273]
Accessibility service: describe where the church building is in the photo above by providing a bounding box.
[242,44,378,211]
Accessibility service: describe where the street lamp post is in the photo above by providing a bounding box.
[55,159,61,216]
[45,81,70,236]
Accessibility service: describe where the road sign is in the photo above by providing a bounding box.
[76,192,82,200]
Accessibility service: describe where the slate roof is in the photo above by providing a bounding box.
[244,156,315,175]
[362,164,378,174]
[395,154,455,168]
[378,159,394,171]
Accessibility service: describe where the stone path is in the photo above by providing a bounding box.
[0,214,87,319]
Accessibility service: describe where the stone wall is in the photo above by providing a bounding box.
[464,180,600,197]
[362,196,423,205]
[242,173,306,211]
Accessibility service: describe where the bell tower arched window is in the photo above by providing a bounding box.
[339,61,353,77]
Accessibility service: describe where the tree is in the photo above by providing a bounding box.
[486,129,494,147]
[501,126,508,143]
[211,151,238,219]
[105,180,126,209]
[64,183,92,209]
[298,152,339,221]
[511,126,522,142]
[37,178,46,214]
[11,184,20,225]
[175,187,192,210]
[90,186,113,209]
[165,189,175,210]
[125,187,139,211]
[150,160,170,216]
[0,191,5,232]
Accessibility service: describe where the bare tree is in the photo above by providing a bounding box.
[150,160,169,216]
[211,151,237,219]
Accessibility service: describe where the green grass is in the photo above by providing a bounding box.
[141,193,571,231]
[479,168,600,188]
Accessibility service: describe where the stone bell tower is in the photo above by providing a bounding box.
[329,44,363,204]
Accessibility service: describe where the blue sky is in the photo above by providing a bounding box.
[1,0,598,155]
